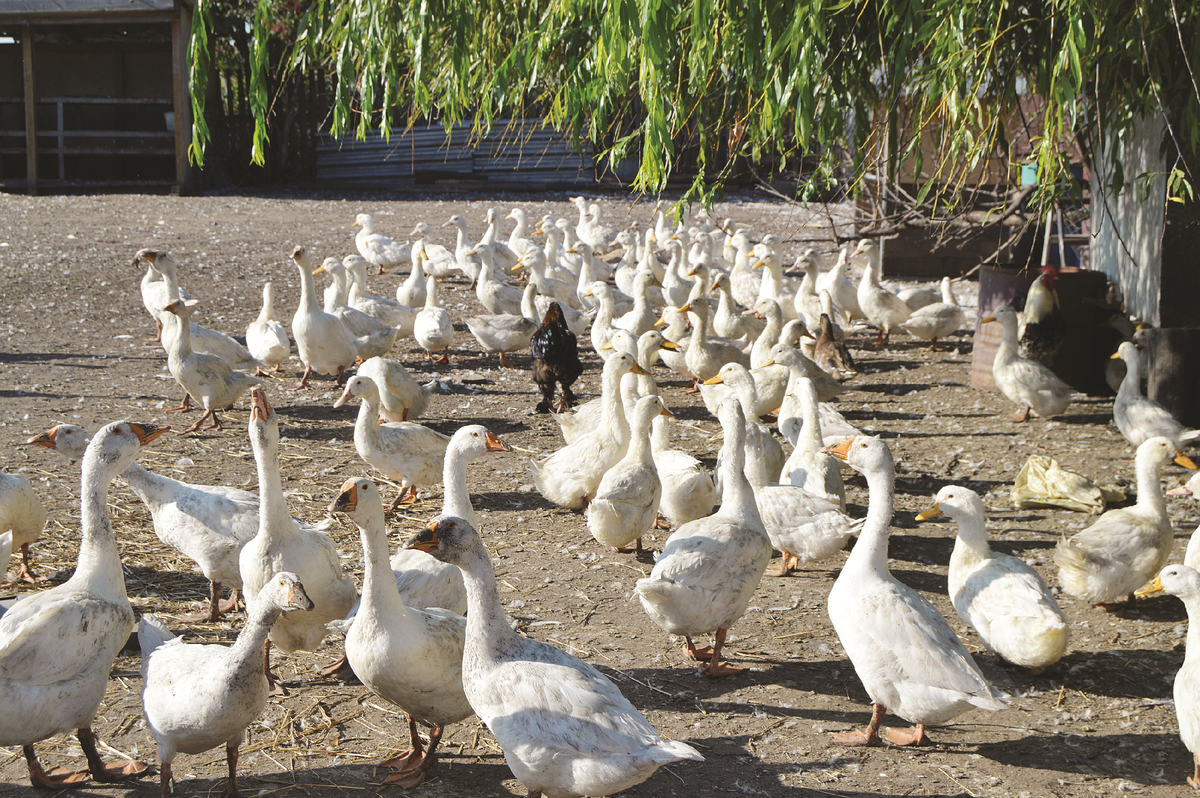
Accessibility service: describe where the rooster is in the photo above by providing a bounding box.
[531,302,582,413]
[1018,265,1067,366]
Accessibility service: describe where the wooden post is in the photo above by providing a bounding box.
[21,22,36,194]
[1143,328,1200,427]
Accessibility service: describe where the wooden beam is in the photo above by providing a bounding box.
[171,10,187,191]
[21,21,36,194]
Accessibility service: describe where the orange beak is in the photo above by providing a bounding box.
[820,438,855,462]
[485,431,511,453]
[25,427,58,448]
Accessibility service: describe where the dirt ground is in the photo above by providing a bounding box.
[0,190,1195,798]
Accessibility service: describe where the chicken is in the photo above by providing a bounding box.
[1018,265,1067,366]
[531,301,583,414]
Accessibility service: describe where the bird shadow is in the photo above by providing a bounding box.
[976,731,1179,782]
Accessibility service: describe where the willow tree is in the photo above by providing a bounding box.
[187,0,1200,214]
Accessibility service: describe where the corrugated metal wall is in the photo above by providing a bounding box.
[315,120,596,189]
[1088,113,1165,325]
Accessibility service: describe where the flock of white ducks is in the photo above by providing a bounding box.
[6,198,1200,795]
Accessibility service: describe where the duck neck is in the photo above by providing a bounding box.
[994,315,1019,366]
[601,369,632,451]
[509,213,526,241]
[1185,597,1200,653]
[347,268,366,305]
[457,542,521,661]
[253,433,294,539]
[170,309,193,356]
[1118,349,1142,399]
[425,276,440,310]
[1134,450,1168,518]
[228,597,284,679]
[259,287,275,322]
[846,453,896,576]
[297,260,321,311]
[796,379,824,455]
[359,512,408,618]
[721,421,765,530]
[949,504,992,565]
[441,441,477,525]
[72,454,127,598]
[117,463,176,508]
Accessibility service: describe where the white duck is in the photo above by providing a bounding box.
[504,207,539,258]
[635,400,772,676]
[395,246,429,309]
[853,238,912,344]
[1054,436,1196,606]
[239,389,357,680]
[530,353,645,510]
[444,214,482,283]
[408,515,703,797]
[704,362,785,487]
[917,486,1069,672]
[480,207,521,270]
[465,308,537,367]
[29,424,258,623]
[474,244,525,316]
[139,573,313,798]
[514,247,578,309]
[1112,341,1200,449]
[587,395,668,553]
[684,297,751,384]
[900,277,966,345]
[290,246,392,389]
[409,222,457,278]
[710,272,758,342]
[522,281,592,337]
[315,257,403,344]
[816,245,865,321]
[355,356,437,422]
[746,424,860,576]
[1173,472,1200,571]
[332,480,472,788]
[780,375,846,508]
[822,436,1008,746]
[245,281,290,374]
[1134,564,1200,789]
[163,300,262,433]
[650,414,716,528]
[984,305,1074,421]
[355,212,410,274]
[335,375,451,508]
[414,275,455,364]
[0,472,45,585]
[0,420,166,788]
[344,255,420,334]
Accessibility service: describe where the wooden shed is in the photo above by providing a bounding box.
[0,0,193,193]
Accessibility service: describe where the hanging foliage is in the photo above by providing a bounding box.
[187,0,1200,212]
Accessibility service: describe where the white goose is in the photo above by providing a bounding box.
[332,479,472,788]
[409,222,457,278]
[344,255,420,335]
[917,486,1069,672]
[780,375,846,508]
[139,573,313,798]
[822,436,1007,746]
[900,277,966,345]
[984,305,1074,421]
[650,414,716,528]
[290,246,392,389]
[1112,341,1200,449]
[245,282,290,374]
[636,400,772,676]
[138,250,261,372]
[0,420,166,788]
[395,246,428,309]
[1135,564,1200,790]
[355,212,410,275]
[746,424,859,576]
[853,239,911,345]
[239,388,357,682]
[163,300,262,433]
[587,395,668,553]
[315,257,403,344]
[335,375,451,508]
[1055,436,1196,606]
[355,356,437,422]
[137,251,191,341]
[408,515,703,797]
[0,472,46,585]
[414,275,455,364]
[530,353,644,510]
[29,423,258,623]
